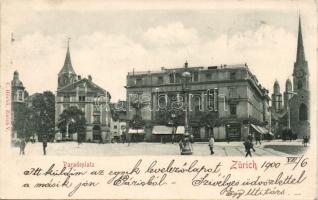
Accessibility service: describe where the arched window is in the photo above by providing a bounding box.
[297,80,303,89]
[299,103,308,121]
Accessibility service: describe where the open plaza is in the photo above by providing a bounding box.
[13,139,307,157]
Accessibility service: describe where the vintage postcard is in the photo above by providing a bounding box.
[0,0,317,199]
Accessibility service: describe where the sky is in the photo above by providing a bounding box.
[2,0,317,101]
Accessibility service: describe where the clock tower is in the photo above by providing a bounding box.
[293,17,309,92]
[290,16,310,138]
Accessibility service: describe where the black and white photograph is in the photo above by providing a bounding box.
[7,1,313,157]
[0,0,317,199]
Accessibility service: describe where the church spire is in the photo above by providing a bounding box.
[58,38,76,75]
[296,16,305,63]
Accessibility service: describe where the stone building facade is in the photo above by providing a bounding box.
[271,17,310,138]
[109,100,127,142]
[126,62,270,142]
[55,43,112,142]
[11,71,29,139]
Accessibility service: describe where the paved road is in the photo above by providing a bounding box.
[13,140,307,156]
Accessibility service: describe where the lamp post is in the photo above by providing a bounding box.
[226,124,230,143]
[180,61,193,155]
[168,112,177,144]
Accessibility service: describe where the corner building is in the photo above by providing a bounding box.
[126,63,270,142]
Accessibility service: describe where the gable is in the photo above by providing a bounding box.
[57,78,106,94]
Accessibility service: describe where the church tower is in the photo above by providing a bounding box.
[293,17,309,91]
[290,16,310,137]
[271,80,283,112]
[283,78,293,109]
[58,40,77,89]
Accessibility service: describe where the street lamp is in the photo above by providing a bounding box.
[226,124,230,143]
[168,112,177,144]
[180,61,193,155]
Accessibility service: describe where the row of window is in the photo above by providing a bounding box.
[63,96,86,102]
[133,71,237,86]
[63,104,104,114]
[62,103,102,124]
[62,104,85,112]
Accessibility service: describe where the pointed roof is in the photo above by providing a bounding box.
[296,16,306,62]
[57,78,106,93]
[285,78,292,92]
[273,80,280,94]
[58,40,76,75]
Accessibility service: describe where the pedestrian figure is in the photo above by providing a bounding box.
[19,138,26,155]
[77,134,83,147]
[247,133,253,143]
[121,134,126,144]
[179,138,185,151]
[208,137,215,155]
[244,139,255,157]
[189,134,194,143]
[255,133,261,145]
[99,135,103,144]
[288,129,292,142]
[171,130,175,144]
[303,136,309,147]
[42,137,47,155]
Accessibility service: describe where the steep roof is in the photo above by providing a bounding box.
[58,41,76,75]
[57,78,106,94]
[296,16,306,62]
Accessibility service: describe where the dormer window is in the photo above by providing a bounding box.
[169,73,175,83]
[175,73,181,83]
[158,76,163,85]
[193,72,199,82]
[230,72,236,80]
[136,78,143,85]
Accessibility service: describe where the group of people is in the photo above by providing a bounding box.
[19,137,48,156]
[243,136,256,157]
[303,136,309,147]
[207,133,257,157]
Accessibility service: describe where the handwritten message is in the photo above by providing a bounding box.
[21,156,309,199]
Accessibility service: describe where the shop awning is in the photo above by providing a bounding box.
[152,126,173,135]
[258,126,269,134]
[175,126,185,135]
[251,124,268,134]
[128,128,144,134]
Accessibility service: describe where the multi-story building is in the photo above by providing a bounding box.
[11,71,29,139]
[55,42,112,142]
[126,62,270,142]
[110,100,127,142]
[271,17,310,138]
